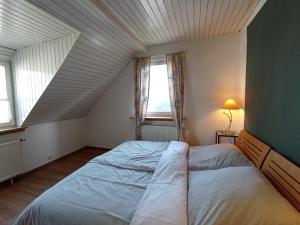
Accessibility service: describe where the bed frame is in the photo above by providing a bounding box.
[236,130,300,212]
[236,130,271,168]
[262,150,300,212]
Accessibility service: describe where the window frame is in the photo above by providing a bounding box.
[0,62,15,128]
[145,112,173,121]
[146,55,173,120]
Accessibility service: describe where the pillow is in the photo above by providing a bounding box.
[188,144,253,170]
[188,167,300,225]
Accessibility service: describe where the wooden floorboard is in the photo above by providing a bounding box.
[0,147,107,225]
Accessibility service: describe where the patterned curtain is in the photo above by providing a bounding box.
[166,52,185,141]
[135,57,151,140]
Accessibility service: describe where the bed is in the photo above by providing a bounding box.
[14,131,300,225]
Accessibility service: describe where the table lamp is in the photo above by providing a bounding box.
[222,99,239,134]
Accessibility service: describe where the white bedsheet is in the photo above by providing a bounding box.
[130,141,189,225]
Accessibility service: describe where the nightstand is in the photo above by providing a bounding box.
[215,130,239,144]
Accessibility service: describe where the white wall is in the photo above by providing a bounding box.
[87,31,247,148]
[87,61,136,148]
[21,118,86,172]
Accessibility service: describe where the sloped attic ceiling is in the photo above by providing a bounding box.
[13,33,79,125]
[0,0,77,49]
[0,0,79,126]
[21,0,265,125]
[22,0,146,125]
[0,47,15,62]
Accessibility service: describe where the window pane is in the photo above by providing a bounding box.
[147,64,171,113]
[0,65,8,99]
[0,100,12,123]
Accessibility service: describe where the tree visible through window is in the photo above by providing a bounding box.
[147,56,172,118]
[0,63,14,128]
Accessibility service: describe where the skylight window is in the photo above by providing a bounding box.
[147,56,172,118]
[0,63,14,128]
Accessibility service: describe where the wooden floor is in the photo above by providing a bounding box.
[0,147,107,225]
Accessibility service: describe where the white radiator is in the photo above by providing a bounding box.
[0,140,23,182]
[141,125,178,142]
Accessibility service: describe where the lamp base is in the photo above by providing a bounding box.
[223,109,232,135]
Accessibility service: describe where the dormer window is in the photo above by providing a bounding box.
[0,63,15,128]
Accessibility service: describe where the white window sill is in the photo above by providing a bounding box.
[145,116,173,121]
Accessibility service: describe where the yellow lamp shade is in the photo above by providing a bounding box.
[223,99,239,110]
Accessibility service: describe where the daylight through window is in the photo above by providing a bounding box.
[0,63,14,127]
[147,57,172,118]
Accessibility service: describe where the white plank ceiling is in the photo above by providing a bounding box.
[23,0,146,125]
[13,33,79,126]
[1,0,264,125]
[0,46,15,62]
[98,0,263,46]
[0,0,77,49]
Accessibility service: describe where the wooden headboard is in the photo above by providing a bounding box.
[262,150,300,212]
[235,130,299,212]
[236,130,271,168]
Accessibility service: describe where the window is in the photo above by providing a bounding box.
[0,63,15,128]
[146,56,172,119]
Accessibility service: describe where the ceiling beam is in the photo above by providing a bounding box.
[90,0,146,52]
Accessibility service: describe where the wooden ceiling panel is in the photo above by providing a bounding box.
[0,0,77,49]
[99,0,265,45]
[22,0,145,125]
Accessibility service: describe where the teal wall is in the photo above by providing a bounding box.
[245,0,300,165]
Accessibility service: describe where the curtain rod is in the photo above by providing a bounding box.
[133,50,188,59]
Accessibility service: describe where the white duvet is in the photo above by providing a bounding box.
[130,141,189,225]
[14,141,170,225]
[91,141,169,171]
